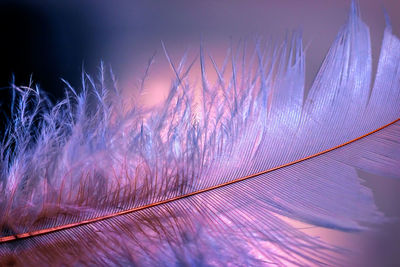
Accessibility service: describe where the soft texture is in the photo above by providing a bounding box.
[0,2,399,266]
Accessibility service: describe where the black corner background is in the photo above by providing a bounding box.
[0,1,101,127]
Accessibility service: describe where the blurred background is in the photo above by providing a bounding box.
[0,0,399,266]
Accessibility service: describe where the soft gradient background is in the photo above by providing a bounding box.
[0,0,399,266]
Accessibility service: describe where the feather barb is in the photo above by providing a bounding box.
[1,117,398,244]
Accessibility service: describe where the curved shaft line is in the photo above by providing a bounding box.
[1,118,399,243]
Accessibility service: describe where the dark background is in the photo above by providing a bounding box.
[0,1,102,125]
[0,1,399,266]
[1,0,399,114]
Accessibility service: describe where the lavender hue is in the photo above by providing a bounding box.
[0,2,399,266]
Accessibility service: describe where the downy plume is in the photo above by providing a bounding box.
[0,2,399,266]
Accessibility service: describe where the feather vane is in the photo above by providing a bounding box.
[0,2,399,266]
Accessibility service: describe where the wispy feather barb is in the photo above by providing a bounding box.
[0,2,399,266]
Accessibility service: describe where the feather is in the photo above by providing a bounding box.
[0,1,399,266]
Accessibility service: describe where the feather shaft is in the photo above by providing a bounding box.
[1,118,398,244]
